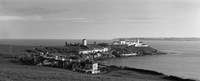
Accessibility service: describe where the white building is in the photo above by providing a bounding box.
[112,40,135,46]
[82,39,87,46]
[79,43,109,55]
[134,38,149,47]
[112,38,149,47]
[79,50,92,54]
[125,41,137,46]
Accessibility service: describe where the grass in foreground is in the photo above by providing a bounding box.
[0,57,194,81]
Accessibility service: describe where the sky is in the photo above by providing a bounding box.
[0,0,200,39]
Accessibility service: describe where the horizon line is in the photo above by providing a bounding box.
[1,37,200,40]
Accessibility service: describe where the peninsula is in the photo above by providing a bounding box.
[0,39,196,81]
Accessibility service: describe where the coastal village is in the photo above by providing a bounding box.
[0,39,195,81]
[19,39,164,74]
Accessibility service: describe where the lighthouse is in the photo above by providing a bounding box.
[82,39,87,46]
[137,38,140,44]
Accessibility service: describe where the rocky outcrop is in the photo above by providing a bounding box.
[110,45,166,57]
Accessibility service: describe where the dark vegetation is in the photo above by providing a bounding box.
[110,45,166,57]
[97,43,109,47]
[27,46,80,54]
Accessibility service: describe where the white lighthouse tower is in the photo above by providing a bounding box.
[137,38,140,44]
[82,39,87,46]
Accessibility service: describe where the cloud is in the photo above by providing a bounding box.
[55,17,95,23]
[0,15,168,24]
[0,15,45,21]
[119,17,169,23]
[0,15,27,20]
[55,17,84,20]
[1,7,68,16]
[0,0,69,16]
[0,15,92,23]
[75,19,95,23]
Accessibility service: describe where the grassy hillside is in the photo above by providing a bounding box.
[0,57,190,81]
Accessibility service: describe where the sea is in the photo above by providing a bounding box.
[0,39,200,80]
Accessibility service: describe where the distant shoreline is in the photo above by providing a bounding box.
[113,37,200,41]
[1,37,200,41]
[0,39,200,47]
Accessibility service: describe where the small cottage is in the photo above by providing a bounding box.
[72,60,100,74]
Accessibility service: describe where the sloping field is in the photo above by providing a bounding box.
[0,57,192,81]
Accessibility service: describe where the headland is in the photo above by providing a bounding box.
[0,39,197,81]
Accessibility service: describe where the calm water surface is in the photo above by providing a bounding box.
[103,40,200,80]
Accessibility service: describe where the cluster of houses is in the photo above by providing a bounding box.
[76,39,112,59]
[21,39,112,74]
[112,38,149,47]
[21,39,151,74]
[23,51,101,74]
[79,46,110,59]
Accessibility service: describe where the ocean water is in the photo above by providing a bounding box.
[0,39,200,80]
[103,40,200,80]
